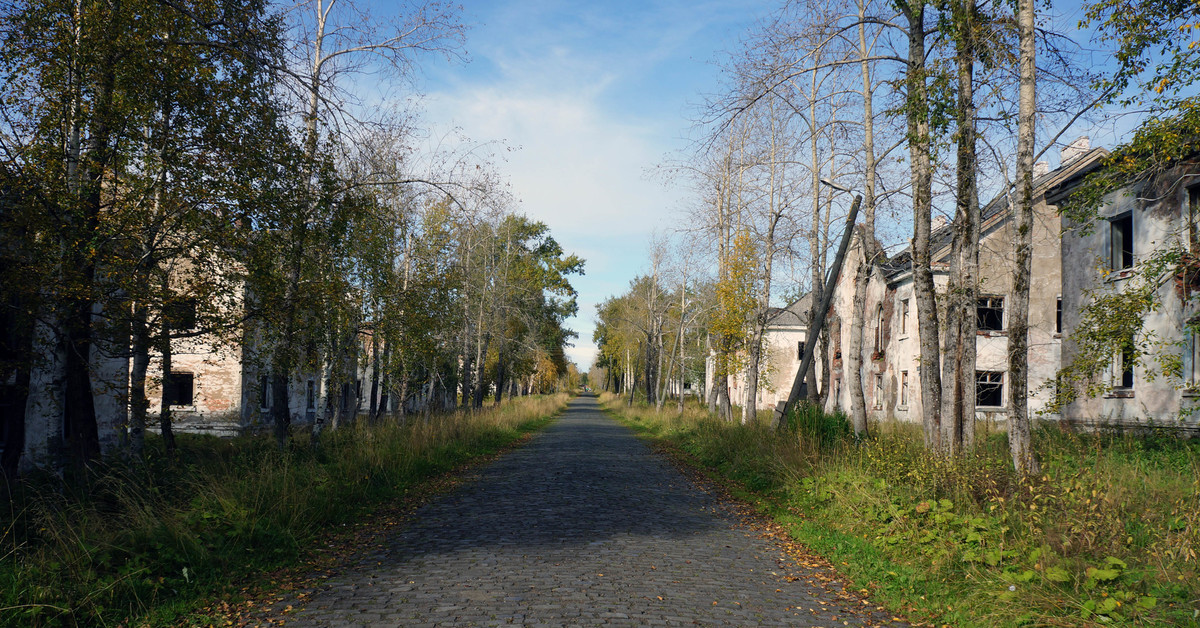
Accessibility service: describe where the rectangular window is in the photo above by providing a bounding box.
[977,296,1005,331]
[166,297,198,331]
[900,371,909,406]
[340,382,350,411]
[165,372,194,407]
[1188,184,1200,252]
[1056,297,1063,334]
[976,371,1004,407]
[1111,213,1133,270]
[797,339,804,361]
[873,374,883,410]
[901,299,909,335]
[1116,337,1135,389]
[873,306,884,353]
[260,375,271,409]
[1189,332,1200,388]
[306,380,316,410]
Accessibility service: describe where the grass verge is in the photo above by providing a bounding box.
[601,392,1199,627]
[0,393,569,627]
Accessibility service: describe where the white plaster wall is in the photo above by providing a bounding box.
[1061,171,1199,428]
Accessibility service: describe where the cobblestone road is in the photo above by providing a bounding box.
[283,396,906,627]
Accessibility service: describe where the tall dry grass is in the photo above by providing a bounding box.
[0,393,569,627]
[602,393,1200,626]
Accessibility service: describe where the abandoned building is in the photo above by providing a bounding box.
[711,137,1200,433]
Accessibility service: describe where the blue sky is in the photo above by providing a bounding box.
[414,0,779,370]
[388,0,1166,372]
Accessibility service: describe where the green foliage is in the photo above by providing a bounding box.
[1050,245,1190,410]
[0,395,569,627]
[604,395,1200,626]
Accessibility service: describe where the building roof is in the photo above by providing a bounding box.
[764,293,812,329]
[882,147,1110,283]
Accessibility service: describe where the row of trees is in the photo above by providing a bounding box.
[595,0,1199,475]
[0,0,582,477]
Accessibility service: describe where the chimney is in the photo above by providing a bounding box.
[1061,136,1090,165]
[1034,161,1049,178]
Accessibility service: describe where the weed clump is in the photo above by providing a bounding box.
[602,393,1200,627]
[0,394,569,627]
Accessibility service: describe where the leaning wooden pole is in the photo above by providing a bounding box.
[773,194,861,429]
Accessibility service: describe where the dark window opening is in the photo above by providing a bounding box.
[1056,297,1063,334]
[1118,339,1135,389]
[797,340,804,361]
[976,371,1004,407]
[1189,184,1200,252]
[1111,214,1133,270]
[260,375,271,409]
[873,306,884,352]
[340,383,350,411]
[166,297,198,331]
[165,372,194,407]
[306,380,315,410]
[977,297,1004,331]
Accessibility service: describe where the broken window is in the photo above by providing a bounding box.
[975,371,1004,407]
[900,371,909,407]
[306,380,316,410]
[977,296,1004,331]
[1110,213,1133,271]
[165,372,194,407]
[873,374,883,409]
[900,299,909,335]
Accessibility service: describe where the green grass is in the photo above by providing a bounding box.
[0,393,569,627]
[602,392,1200,627]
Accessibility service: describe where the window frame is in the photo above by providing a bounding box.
[1110,212,1134,271]
[165,371,195,407]
[976,296,1005,332]
[975,371,1004,408]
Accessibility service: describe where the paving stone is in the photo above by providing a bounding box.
[280,396,906,626]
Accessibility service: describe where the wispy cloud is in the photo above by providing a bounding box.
[417,0,773,369]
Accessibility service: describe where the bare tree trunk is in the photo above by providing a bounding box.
[717,375,732,421]
[900,1,942,450]
[129,304,150,459]
[377,343,391,420]
[848,262,870,432]
[368,325,380,419]
[847,0,880,436]
[1009,0,1040,475]
[157,315,177,456]
[940,0,981,456]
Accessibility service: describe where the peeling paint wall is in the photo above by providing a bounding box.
[1060,162,1200,430]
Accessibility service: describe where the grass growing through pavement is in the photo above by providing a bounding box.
[0,393,569,627]
[602,393,1200,627]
